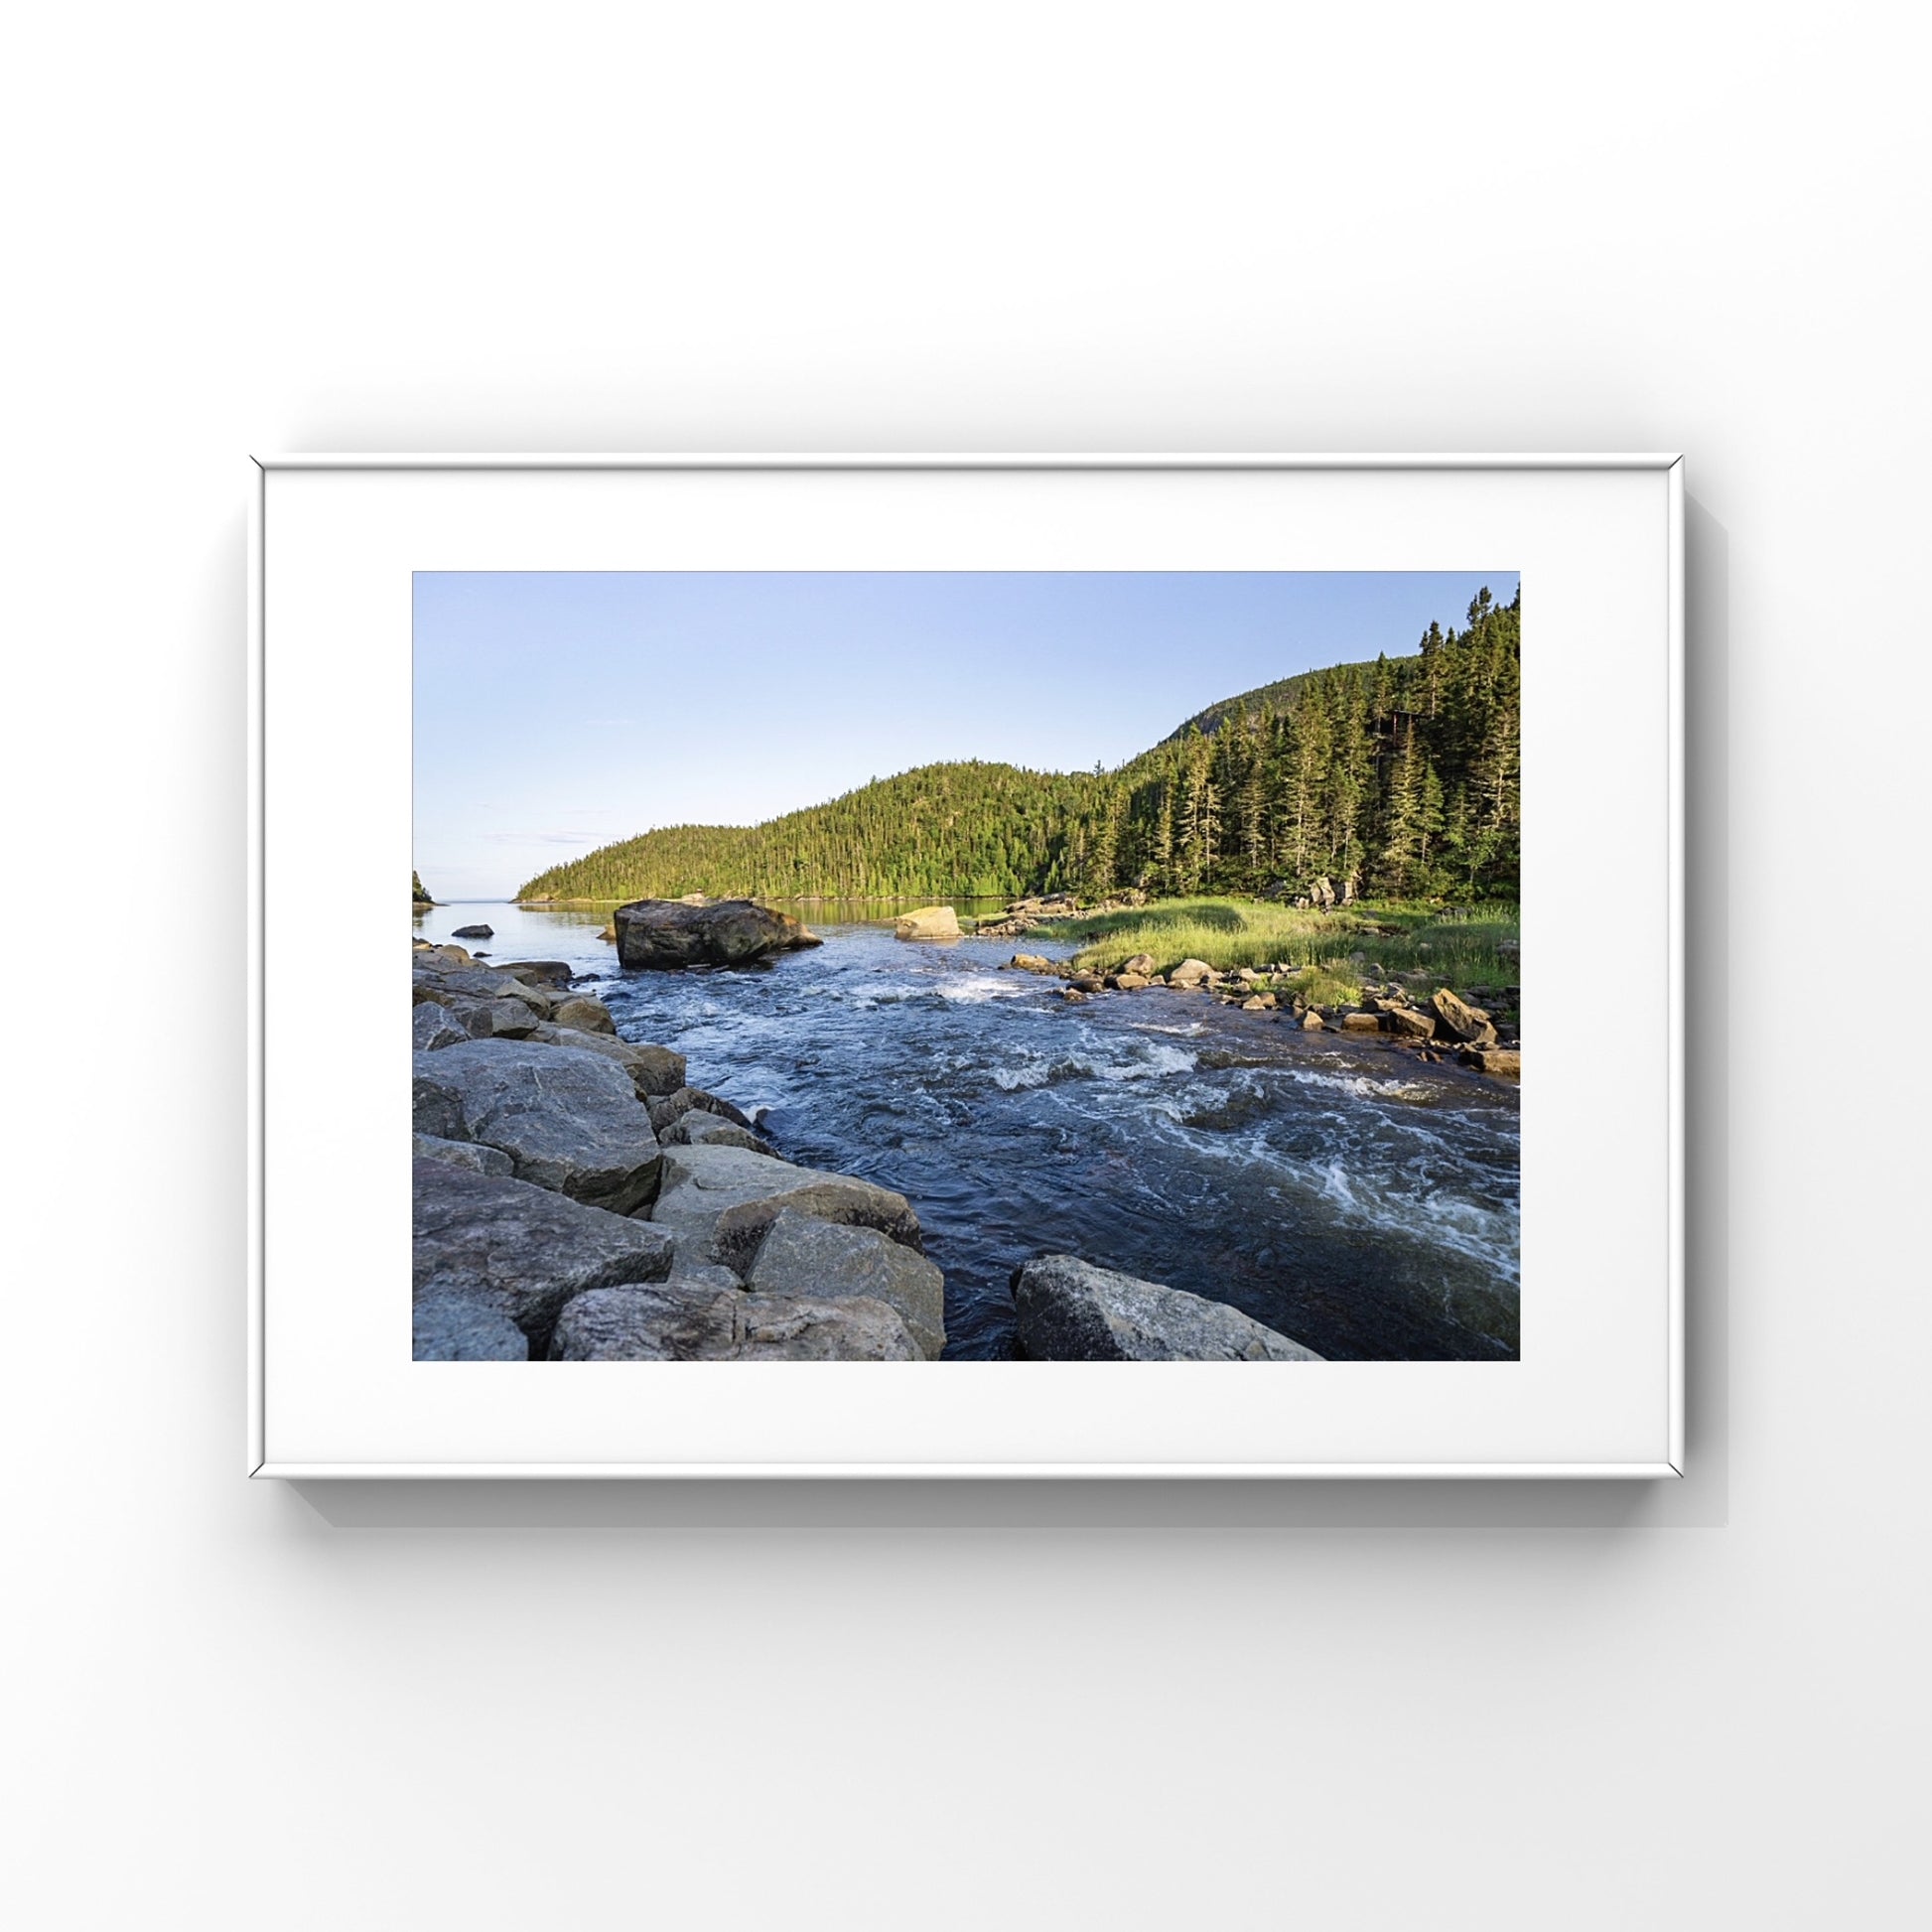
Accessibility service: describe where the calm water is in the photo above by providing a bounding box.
[416,898,1521,1360]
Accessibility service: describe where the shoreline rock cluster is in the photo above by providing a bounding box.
[412,904,1326,1362]
[1005,951,1522,1079]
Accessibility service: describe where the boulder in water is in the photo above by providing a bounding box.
[450,923,494,939]
[893,904,961,940]
[614,897,821,970]
[1011,1255,1322,1361]
[550,994,618,1035]
[1430,987,1498,1045]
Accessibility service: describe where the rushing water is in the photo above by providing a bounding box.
[416,898,1521,1361]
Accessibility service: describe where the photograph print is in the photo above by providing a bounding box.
[412,570,1521,1364]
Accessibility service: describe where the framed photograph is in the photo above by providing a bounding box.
[249,454,1683,1477]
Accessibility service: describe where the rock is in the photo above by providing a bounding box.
[1458,1046,1522,1079]
[414,965,551,1016]
[1431,988,1498,1046]
[413,1158,675,1356]
[1241,994,1276,1011]
[1384,1006,1437,1039]
[412,1004,468,1051]
[744,1207,946,1359]
[1169,958,1215,987]
[523,1024,686,1100]
[550,994,618,1035]
[1009,953,1056,974]
[893,904,961,940]
[448,995,543,1040]
[450,923,494,939]
[1234,967,1260,984]
[1066,972,1102,992]
[413,1132,512,1178]
[413,1293,529,1361]
[1011,1256,1322,1361]
[411,1039,663,1214]
[1121,953,1157,977]
[614,897,821,970]
[547,1282,918,1360]
[494,960,576,989]
[646,1085,755,1134]
[1340,1012,1383,1033]
[1301,1011,1324,1031]
[649,1143,922,1275]
[1109,973,1151,992]
[1311,876,1336,909]
[1060,987,1089,1003]
[736,1295,921,1360]
[660,1109,774,1157]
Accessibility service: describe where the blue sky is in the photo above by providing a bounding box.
[414,570,1519,898]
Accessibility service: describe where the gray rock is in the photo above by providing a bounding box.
[413,1158,675,1356]
[413,1292,529,1360]
[646,1085,755,1134]
[412,1003,468,1051]
[1011,1255,1323,1361]
[745,1207,946,1359]
[1120,953,1157,977]
[660,1110,773,1156]
[548,1281,740,1359]
[415,966,551,1017]
[549,1283,918,1360]
[450,923,494,939]
[524,1024,686,1100]
[1169,958,1215,987]
[411,1039,663,1214]
[735,1295,920,1360]
[413,1132,512,1178]
[1430,987,1498,1046]
[494,960,576,989]
[614,897,823,969]
[550,995,618,1035]
[649,1143,922,1274]
[446,995,543,1040]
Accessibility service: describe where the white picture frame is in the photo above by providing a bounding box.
[249,453,1684,1479]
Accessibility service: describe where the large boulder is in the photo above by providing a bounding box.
[646,1086,756,1134]
[893,904,961,940]
[614,897,822,970]
[494,960,576,989]
[1120,953,1157,977]
[1457,1046,1522,1079]
[412,1003,468,1051]
[524,1024,685,1100]
[450,922,494,939]
[1169,958,1215,987]
[549,1283,919,1361]
[550,995,617,1035]
[446,996,543,1040]
[415,965,551,1017]
[414,1294,529,1361]
[411,1039,663,1214]
[413,1132,512,1178]
[412,1158,675,1357]
[649,1143,922,1274]
[743,1207,946,1359]
[659,1109,774,1157]
[1011,1256,1322,1361]
[1384,1005,1437,1039]
[1430,987,1498,1046]
[736,1295,921,1360]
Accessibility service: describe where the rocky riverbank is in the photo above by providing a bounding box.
[411,900,1329,1362]
[1002,948,1522,1079]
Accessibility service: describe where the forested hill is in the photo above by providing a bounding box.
[516,585,1520,904]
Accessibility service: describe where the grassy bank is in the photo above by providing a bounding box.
[1050,897,1519,1007]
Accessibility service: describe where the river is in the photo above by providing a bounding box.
[415,898,1522,1360]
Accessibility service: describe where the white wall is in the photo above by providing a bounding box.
[7,5,1924,1926]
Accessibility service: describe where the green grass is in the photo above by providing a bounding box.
[1049,897,1520,1007]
